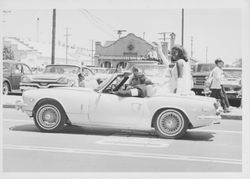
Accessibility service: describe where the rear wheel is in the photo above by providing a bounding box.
[3,81,10,95]
[154,109,188,139]
[34,100,67,132]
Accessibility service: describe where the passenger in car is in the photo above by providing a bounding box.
[113,67,152,98]
[78,73,85,87]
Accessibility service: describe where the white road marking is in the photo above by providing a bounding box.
[3,144,241,165]
[96,136,172,148]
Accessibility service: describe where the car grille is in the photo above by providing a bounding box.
[223,86,241,91]
[193,76,206,85]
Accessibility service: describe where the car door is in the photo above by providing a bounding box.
[11,63,22,90]
[89,92,145,127]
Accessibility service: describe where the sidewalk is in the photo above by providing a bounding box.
[221,107,242,120]
[2,95,242,120]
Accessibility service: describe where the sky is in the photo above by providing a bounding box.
[2,8,242,65]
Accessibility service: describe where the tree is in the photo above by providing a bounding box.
[3,45,15,60]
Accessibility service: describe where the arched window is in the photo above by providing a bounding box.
[101,61,112,68]
[116,62,127,69]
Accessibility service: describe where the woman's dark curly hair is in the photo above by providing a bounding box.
[171,45,188,62]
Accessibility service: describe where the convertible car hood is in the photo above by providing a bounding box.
[26,73,76,81]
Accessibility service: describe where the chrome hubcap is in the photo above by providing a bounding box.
[158,110,184,136]
[37,105,61,130]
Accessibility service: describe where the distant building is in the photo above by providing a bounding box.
[94,33,170,69]
[3,37,92,68]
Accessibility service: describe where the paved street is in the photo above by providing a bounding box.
[2,108,242,172]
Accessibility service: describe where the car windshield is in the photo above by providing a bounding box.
[94,74,116,92]
[44,65,80,74]
[223,69,242,78]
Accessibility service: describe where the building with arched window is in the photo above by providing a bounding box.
[94,33,169,69]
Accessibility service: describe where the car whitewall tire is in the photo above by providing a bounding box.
[154,109,188,139]
[34,101,66,132]
[3,82,10,95]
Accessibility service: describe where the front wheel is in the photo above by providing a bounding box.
[154,109,189,139]
[3,81,10,95]
[34,100,67,132]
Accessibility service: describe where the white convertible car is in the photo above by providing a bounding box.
[16,72,221,139]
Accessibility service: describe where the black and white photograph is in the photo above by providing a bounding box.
[1,0,250,178]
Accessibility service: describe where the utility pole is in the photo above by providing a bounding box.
[143,32,145,39]
[91,40,94,65]
[64,27,71,64]
[181,8,184,47]
[205,46,208,63]
[36,17,40,42]
[51,9,56,64]
[190,36,193,58]
[116,30,126,38]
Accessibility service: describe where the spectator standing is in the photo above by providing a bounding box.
[155,42,194,95]
[209,59,230,113]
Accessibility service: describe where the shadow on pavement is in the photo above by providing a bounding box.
[9,124,215,141]
[182,131,215,141]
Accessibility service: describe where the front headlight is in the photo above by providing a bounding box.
[57,77,68,84]
[21,76,32,83]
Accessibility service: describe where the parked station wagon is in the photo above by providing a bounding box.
[2,60,32,95]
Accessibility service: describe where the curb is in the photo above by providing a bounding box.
[2,104,16,109]
[221,114,242,120]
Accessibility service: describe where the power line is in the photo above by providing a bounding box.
[82,9,116,32]
[78,10,116,39]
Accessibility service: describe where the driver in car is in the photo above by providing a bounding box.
[113,67,152,97]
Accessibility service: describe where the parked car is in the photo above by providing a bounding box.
[221,67,242,107]
[16,72,220,139]
[192,63,216,95]
[20,64,99,91]
[87,66,116,83]
[2,60,32,95]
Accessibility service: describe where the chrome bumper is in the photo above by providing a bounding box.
[196,115,221,127]
[20,83,71,90]
[15,100,32,116]
[15,100,26,111]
